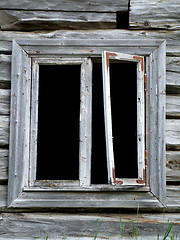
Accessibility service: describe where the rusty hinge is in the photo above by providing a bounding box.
[144,73,147,92]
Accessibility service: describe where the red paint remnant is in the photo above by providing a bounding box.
[86,86,89,93]
[109,52,117,57]
[81,156,86,162]
[133,56,144,71]
[112,168,123,185]
[136,169,146,184]
[145,149,148,168]
[106,52,110,69]
[144,74,147,92]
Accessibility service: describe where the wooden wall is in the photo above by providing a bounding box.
[0,0,180,238]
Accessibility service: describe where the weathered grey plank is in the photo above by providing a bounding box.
[146,42,166,206]
[167,57,180,73]
[166,119,180,150]
[0,30,180,56]
[79,58,92,186]
[167,72,180,94]
[0,89,10,115]
[0,184,179,211]
[166,151,180,182]
[0,149,8,182]
[0,10,116,30]
[0,54,11,88]
[130,0,180,30]
[0,212,179,240]
[166,95,180,118]
[166,57,180,94]
[0,0,128,12]
[8,190,164,209]
[8,40,31,207]
[0,115,9,147]
[166,186,180,212]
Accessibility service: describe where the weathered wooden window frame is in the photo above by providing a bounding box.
[102,51,145,186]
[8,37,166,209]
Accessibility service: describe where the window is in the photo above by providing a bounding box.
[8,36,166,209]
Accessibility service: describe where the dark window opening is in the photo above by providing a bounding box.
[36,65,80,180]
[116,11,129,29]
[110,62,138,178]
[91,63,108,184]
[91,61,137,183]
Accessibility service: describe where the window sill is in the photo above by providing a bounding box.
[24,184,150,192]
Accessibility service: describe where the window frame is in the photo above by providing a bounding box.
[30,57,92,188]
[8,37,166,209]
[102,51,145,186]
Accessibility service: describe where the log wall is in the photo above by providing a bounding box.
[0,0,179,239]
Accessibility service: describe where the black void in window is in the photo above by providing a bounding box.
[91,62,137,184]
[36,65,80,180]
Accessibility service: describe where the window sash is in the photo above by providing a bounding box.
[29,58,92,187]
[102,51,145,185]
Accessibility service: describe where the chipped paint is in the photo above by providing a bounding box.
[136,168,146,184]
[81,156,86,162]
[145,149,148,168]
[144,73,147,92]
[133,55,144,71]
[109,52,117,57]
[106,52,110,69]
[112,168,123,185]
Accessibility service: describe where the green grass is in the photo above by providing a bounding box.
[33,209,179,240]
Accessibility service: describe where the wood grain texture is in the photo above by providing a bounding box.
[0,55,11,89]
[130,0,180,30]
[0,115,9,147]
[0,0,128,12]
[0,30,180,56]
[0,149,8,182]
[166,95,180,118]
[166,119,180,150]
[0,10,116,30]
[0,89,10,115]
[2,184,180,211]
[8,40,31,206]
[0,212,179,239]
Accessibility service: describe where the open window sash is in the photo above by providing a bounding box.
[102,51,145,186]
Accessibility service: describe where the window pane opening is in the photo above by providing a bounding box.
[36,65,80,180]
[110,62,138,178]
[91,62,108,184]
[91,61,138,184]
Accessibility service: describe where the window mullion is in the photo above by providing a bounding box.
[136,59,145,181]
[79,58,92,186]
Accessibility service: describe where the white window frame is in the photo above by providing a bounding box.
[8,36,166,209]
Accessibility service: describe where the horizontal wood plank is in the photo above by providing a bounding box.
[0,184,179,210]
[166,151,180,182]
[0,54,11,89]
[0,212,179,239]
[0,10,116,31]
[0,0,128,12]
[0,30,180,56]
[0,89,10,115]
[0,115,9,147]
[166,95,180,118]
[166,119,180,150]
[130,0,180,30]
[0,149,8,182]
